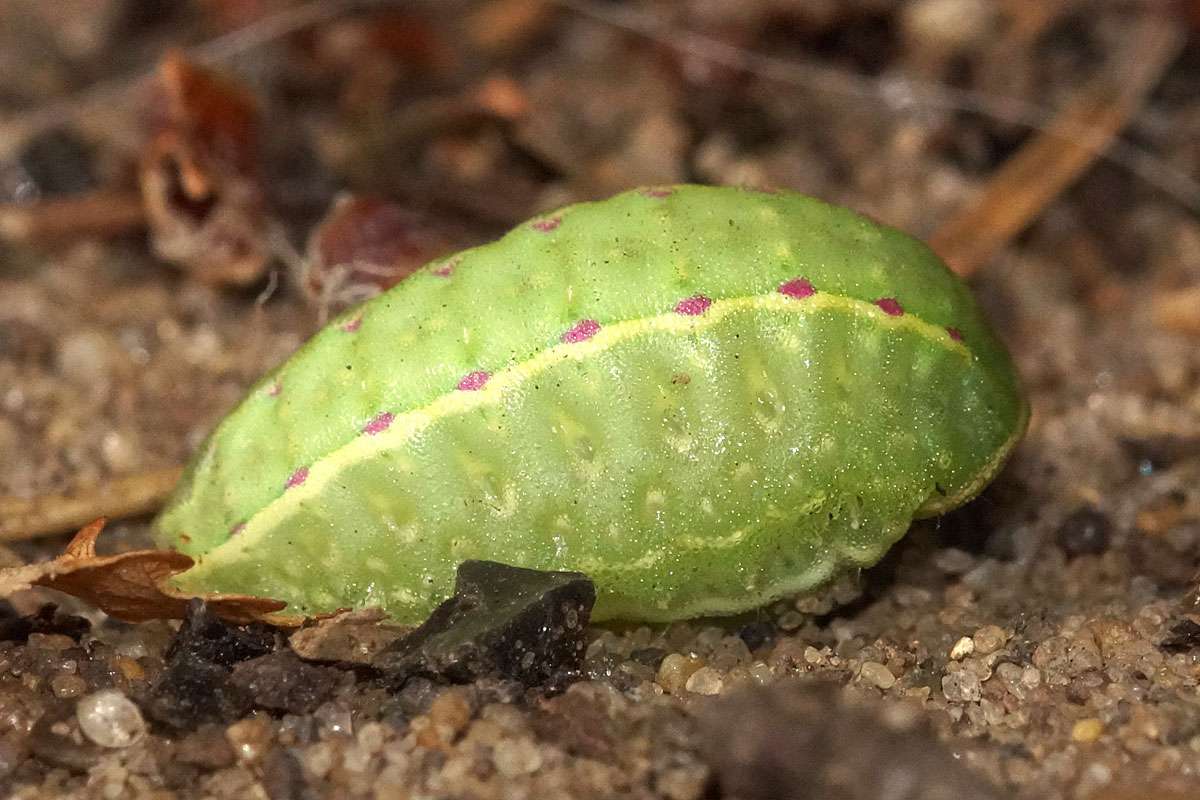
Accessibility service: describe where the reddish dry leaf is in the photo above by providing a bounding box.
[303,193,457,318]
[140,51,270,286]
[0,518,299,626]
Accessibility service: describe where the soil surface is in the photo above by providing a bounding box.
[3,2,1200,799]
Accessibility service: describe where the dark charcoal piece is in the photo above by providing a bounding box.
[1159,619,1200,653]
[737,621,776,652]
[0,603,91,643]
[143,600,276,730]
[1055,506,1112,558]
[374,560,595,687]
[165,599,277,667]
[230,651,343,715]
[698,681,1001,800]
[143,652,253,730]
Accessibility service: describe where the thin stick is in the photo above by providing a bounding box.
[0,467,182,543]
[0,190,146,245]
[929,12,1183,276]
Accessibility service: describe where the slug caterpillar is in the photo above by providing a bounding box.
[156,185,1027,623]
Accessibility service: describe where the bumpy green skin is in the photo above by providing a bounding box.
[156,185,1027,623]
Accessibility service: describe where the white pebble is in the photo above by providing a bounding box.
[949,636,975,660]
[685,667,725,696]
[76,690,145,748]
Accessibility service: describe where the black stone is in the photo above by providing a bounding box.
[374,560,595,687]
[698,681,1001,800]
[1055,506,1112,558]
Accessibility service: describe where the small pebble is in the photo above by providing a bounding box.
[972,625,1008,654]
[941,671,982,703]
[76,690,146,748]
[1072,718,1104,742]
[859,661,896,690]
[657,654,704,694]
[492,738,544,777]
[51,673,88,699]
[225,716,273,762]
[950,636,975,660]
[685,667,725,695]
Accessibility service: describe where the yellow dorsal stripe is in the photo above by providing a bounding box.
[201,290,971,560]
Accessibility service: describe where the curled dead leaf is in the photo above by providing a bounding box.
[0,519,300,626]
[140,51,269,286]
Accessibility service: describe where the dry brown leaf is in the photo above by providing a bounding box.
[0,518,301,626]
[140,51,269,286]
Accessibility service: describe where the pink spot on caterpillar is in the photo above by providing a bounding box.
[267,382,282,397]
[778,278,815,299]
[285,467,309,490]
[432,258,458,277]
[674,295,712,316]
[874,297,904,317]
[947,326,964,342]
[363,411,395,435]
[641,187,674,199]
[531,217,561,233]
[561,319,601,343]
[229,522,246,537]
[340,316,363,333]
[457,371,491,391]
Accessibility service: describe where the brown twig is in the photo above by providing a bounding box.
[0,467,182,543]
[929,11,1183,276]
[0,190,146,245]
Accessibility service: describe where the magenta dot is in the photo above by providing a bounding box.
[363,411,395,435]
[340,316,363,333]
[457,370,491,391]
[229,522,246,537]
[874,297,904,317]
[947,326,964,342]
[267,382,282,397]
[285,467,309,490]
[432,258,458,277]
[561,319,601,343]
[641,187,674,199]
[778,278,815,300]
[531,217,561,233]
[674,295,712,316]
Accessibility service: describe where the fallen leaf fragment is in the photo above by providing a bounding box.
[289,608,411,664]
[303,193,458,318]
[0,519,296,625]
[140,51,269,286]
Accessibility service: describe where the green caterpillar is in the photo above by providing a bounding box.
[156,185,1027,623]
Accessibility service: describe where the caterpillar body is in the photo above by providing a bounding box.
[156,185,1027,623]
